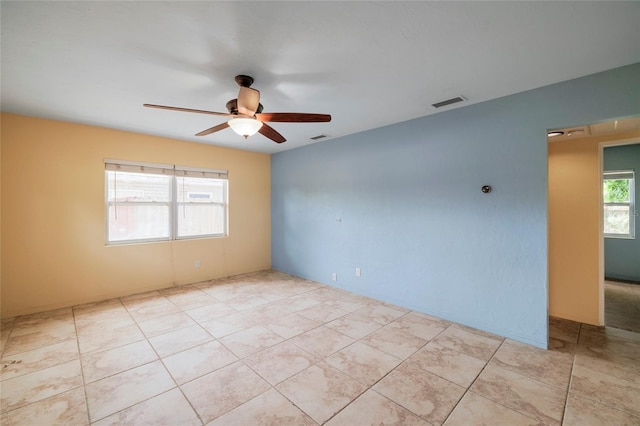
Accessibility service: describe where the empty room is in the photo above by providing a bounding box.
[1,2,640,425]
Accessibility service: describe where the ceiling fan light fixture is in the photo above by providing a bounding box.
[228,117,263,138]
[145,74,330,144]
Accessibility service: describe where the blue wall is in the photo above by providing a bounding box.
[271,63,640,348]
[604,143,640,282]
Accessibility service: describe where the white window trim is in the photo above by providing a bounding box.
[105,160,228,245]
[603,169,635,239]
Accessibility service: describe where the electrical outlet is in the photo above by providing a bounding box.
[355,267,361,277]
[195,260,200,268]
[331,272,337,281]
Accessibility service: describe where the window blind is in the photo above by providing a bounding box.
[105,160,228,179]
[604,170,634,180]
[175,166,228,179]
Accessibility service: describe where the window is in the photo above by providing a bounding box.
[603,170,635,239]
[105,160,228,244]
[176,174,226,239]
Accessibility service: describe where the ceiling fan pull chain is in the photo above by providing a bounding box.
[114,168,118,220]
[182,170,186,218]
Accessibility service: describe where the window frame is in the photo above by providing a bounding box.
[105,160,228,245]
[173,172,229,241]
[603,169,635,240]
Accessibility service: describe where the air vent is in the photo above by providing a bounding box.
[432,96,466,109]
[310,134,328,141]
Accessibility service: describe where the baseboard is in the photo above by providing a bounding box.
[605,277,640,285]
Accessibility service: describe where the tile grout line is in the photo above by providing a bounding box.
[311,332,408,425]
[559,324,582,425]
[193,281,340,423]
[565,326,640,421]
[128,295,207,426]
[80,298,168,424]
[320,321,457,425]
[141,280,335,424]
[245,310,474,424]
[71,305,92,425]
[5,272,640,425]
[226,306,437,424]
[443,337,557,425]
[82,298,140,425]
[0,320,16,360]
[0,313,85,419]
[89,294,205,425]
[163,282,324,423]
[439,336,506,425]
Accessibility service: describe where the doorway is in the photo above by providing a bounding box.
[601,141,640,333]
[548,116,640,333]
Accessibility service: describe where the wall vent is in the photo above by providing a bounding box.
[432,96,466,109]
[310,134,328,141]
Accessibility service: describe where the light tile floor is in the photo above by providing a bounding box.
[605,280,640,333]
[1,270,639,425]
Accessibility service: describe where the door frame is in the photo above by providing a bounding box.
[598,137,640,325]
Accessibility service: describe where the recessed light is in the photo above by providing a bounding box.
[547,131,564,137]
[567,129,584,136]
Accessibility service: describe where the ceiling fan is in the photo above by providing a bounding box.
[144,75,331,144]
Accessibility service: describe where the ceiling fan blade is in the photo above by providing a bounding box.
[195,122,229,136]
[255,112,331,123]
[258,123,286,143]
[144,104,232,117]
[237,87,260,116]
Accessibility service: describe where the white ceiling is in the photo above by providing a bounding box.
[2,1,639,154]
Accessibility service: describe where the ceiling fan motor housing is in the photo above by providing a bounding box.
[144,73,329,144]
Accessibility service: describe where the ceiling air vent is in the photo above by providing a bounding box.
[310,134,328,141]
[432,96,466,109]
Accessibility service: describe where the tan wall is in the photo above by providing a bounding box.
[1,113,271,318]
[548,130,640,325]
